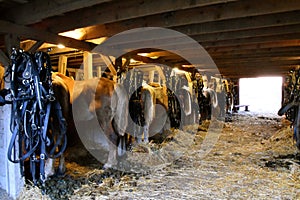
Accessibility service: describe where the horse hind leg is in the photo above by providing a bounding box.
[117,135,127,157]
[103,126,119,169]
[104,144,118,169]
[57,155,66,176]
[136,124,143,144]
[143,124,149,143]
[44,158,56,179]
[44,155,66,179]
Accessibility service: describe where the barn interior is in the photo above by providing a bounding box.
[0,0,299,199]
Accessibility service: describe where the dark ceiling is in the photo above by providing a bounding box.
[0,0,299,79]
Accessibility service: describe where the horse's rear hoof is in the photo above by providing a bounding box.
[103,163,112,170]
[56,168,66,177]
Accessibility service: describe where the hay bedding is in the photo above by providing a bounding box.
[18,111,300,199]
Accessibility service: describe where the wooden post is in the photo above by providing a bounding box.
[4,34,20,56]
[97,66,102,77]
[100,54,117,81]
[58,55,68,75]
[83,51,93,80]
[0,50,10,67]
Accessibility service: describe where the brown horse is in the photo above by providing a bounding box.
[45,73,129,178]
[0,66,4,90]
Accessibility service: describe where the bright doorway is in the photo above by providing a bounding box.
[239,77,282,114]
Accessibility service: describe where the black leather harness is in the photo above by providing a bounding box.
[0,49,67,184]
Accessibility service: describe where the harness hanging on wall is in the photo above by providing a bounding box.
[0,49,67,185]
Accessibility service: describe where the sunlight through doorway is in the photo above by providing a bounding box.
[239,77,282,114]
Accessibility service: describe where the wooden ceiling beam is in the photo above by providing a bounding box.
[31,0,236,34]
[219,65,294,73]
[132,47,300,59]
[92,31,300,55]
[0,20,96,51]
[32,0,300,35]
[3,0,112,25]
[220,70,289,78]
[197,33,300,48]
[142,48,300,60]
[206,40,300,53]
[214,57,300,65]
[188,24,300,43]
[208,46,300,56]
[173,55,300,67]
[83,10,300,39]
[173,11,300,36]
[215,60,300,68]
[163,53,300,63]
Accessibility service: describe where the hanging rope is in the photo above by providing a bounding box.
[0,49,67,185]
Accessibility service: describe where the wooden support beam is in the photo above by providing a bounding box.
[31,0,300,42]
[208,46,300,57]
[83,51,93,80]
[4,34,20,56]
[58,55,68,75]
[0,20,96,51]
[4,0,112,25]
[173,11,300,36]
[197,33,300,48]
[32,0,238,34]
[97,66,102,77]
[0,49,10,67]
[128,54,174,69]
[141,48,300,61]
[28,40,44,53]
[206,40,300,52]
[83,10,300,39]
[100,54,117,77]
[187,24,300,43]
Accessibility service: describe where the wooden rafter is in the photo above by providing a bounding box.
[31,0,300,36]
[80,10,300,40]
[0,0,299,78]
[3,0,112,25]
[0,20,96,51]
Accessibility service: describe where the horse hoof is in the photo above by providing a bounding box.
[103,163,112,170]
[143,139,149,143]
[56,169,66,177]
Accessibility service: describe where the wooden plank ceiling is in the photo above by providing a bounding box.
[0,0,299,78]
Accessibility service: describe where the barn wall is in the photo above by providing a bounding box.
[0,105,24,199]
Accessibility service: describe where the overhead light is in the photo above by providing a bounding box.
[57,44,65,49]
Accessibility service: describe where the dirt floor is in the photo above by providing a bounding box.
[18,111,300,199]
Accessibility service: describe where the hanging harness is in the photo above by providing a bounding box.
[278,69,300,148]
[0,49,67,184]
